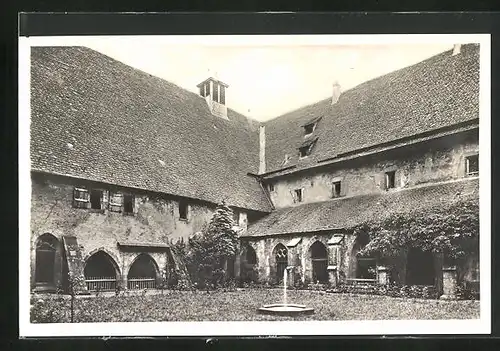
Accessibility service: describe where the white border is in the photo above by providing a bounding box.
[19,34,491,337]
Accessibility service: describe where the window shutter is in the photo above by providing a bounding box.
[73,187,90,209]
[109,192,124,213]
[133,196,139,214]
[102,190,109,209]
[289,190,296,203]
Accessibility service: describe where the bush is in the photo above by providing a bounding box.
[173,201,240,290]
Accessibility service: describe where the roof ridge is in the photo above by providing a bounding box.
[264,44,478,124]
[62,46,261,125]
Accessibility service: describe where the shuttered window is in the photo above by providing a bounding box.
[109,192,124,213]
[73,187,90,209]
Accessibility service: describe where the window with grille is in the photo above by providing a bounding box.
[275,245,288,282]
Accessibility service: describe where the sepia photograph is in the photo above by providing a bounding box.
[18,32,491,336]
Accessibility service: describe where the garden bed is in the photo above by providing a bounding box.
[31,288,480,323]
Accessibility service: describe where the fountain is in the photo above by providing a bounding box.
[257,266,314,316]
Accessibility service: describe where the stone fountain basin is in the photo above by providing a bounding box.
[257,304,315,316]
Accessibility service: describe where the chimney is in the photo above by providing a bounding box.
[331,81,341,105]
[197,77,229,119]
[259,125,266,174]
[452,44,462,56]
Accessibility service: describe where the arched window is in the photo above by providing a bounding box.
[127,254,158,290]
[84,251,119,292]
[273,244,288,282]
[35,234,59,285]
[245,245,257,265]
[310,241,328,283]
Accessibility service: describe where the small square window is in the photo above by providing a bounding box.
[179,201,188,220]
[332,181,341,198]
[90,189,102,210]
[294,189,303,203]
[123,194,134,214]
[466,154,479,176]
[385,171,396,190]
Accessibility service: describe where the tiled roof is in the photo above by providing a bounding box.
[30,46,272,213]
[243,178,479,237]
[263,44,480,173]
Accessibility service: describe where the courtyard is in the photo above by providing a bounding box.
[30,288,480,323]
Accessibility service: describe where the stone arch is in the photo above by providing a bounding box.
[84,249,121,291]
[242,244,257,265]
[271,243,288,283]
[34,233,60,288]
[302,235,328,283]
[126,253,160,290]
[348,231,377,280]
[309,241,328,283]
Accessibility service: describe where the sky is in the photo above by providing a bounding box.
[27,36,466,121]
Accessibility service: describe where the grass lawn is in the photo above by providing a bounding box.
[31,289,480,323]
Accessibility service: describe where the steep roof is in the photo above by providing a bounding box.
[263,44,480,173]
[30,46,271,212]
[243,178,479,237]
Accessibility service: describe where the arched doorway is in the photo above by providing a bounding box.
[127,254,158,290]
[84,251,119,292]
[310,241,328,283]
[239,245,258,283]
[350,232,377,281]
[245,245,257,265]
[406,247,436,286]
[273,244,288,283]
[35,234,59,287]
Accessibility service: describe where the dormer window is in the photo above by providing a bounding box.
[304,123,315,136]
[299,146,310,158]
[298,137,318,159]
[301,116,322,137]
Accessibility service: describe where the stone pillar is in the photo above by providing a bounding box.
[286,266,295,288]
[440,266,458,300]
[377,266,389,285]
[328,244,339,265]
[327,265,338,287]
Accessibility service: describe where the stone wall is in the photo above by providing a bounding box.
[30,172,249,290]
[267,132,479,209]
[244,231,353,285]
[244,230,477,294]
